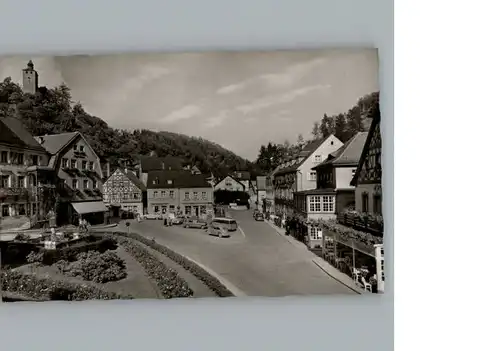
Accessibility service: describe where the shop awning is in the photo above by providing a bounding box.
[71,201,108,214]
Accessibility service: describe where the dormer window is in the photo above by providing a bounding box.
[314,155,322,163]
[73,145,77,151]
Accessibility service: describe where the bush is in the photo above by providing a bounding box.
[97,231,234,297]
[41,237,118,265]
[0,242,40,267]
[56,250,127,283]
[1,270,130,301]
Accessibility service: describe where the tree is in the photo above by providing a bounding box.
[333,113,348,142]
[311,121,321,140]
[319,113,331,137]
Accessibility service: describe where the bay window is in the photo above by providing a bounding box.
[308,195,335,213]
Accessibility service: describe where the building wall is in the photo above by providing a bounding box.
[214,176,245,192]
[335,167,357,189]
[103,169,144,214]
[0,144,50,217]
[147,188,180,214]
[298,135,343,192]
[354,183,382,214]
[56,135,103,200]
[179,187,213,216]
[336,190,355,214]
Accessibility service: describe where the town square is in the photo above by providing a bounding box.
[1,50,383,301]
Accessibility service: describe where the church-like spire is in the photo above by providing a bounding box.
[27,60,34,70]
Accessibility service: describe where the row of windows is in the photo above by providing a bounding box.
[0,174,36,188]
[308,195,335,212]
[1,202,38,217]
[103,193,141,201]
[1,151,39,166]
[153,205,207,216]
[152,190,208,201]
[67,178,98,190]
[62,158,94,171]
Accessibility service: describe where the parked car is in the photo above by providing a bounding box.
[212,217,238,231]
[206,226,230,238]
[183,217,208,229]
[171,216,184,225]
[143,213,162,220]
[254,212,264,221]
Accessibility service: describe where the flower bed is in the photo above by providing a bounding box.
[96,231,234,297]
[41,237,118,265]
[56,250,128,283]
[1,270,129,301]
[117,238,193,299]
[337,210,384,235]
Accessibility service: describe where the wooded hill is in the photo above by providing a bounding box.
[0,77,260,179]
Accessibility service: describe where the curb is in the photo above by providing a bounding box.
[264,220,307,250]
[311,258,365,294]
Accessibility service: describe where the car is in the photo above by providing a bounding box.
[171,217,184,225]
[143,213,162,220]
[254,212,264,221]
[206,226,230,238]
[183,218,208,229]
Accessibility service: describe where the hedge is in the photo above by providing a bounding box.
[97,231,234,297]
[1,270,130,301]
[117,238,193,298]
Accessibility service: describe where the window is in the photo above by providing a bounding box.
[184,206,192,216]
[322,196,334,212]
[169,190,175,198]
[309,196,321,212]
[19,204,26,216]
[31,155,39,166]
[310,226,323,240]
[308,172,317,181]
[373,194,382,215]
[201,191,207,200]
[18,153,24,165]
[89,161,94,170]
[193,191,198,200]
[200,206,207,215]
[153,191,158,198]
[161,206,167,214]
[70,159,77,169]
[2,205,10,217]
[154,205,159,213]
[169,205,175,212]
[314,155,322,163]
[1,151,7,163]
[73,145,78,151]
[82,160,87,170]
[161,190,166,197]
[0,175,9,188]
[80,145,84,152]
[83,179,89,189]
[362,193,369,212]
[62,158,69,168]
[93,181,97,189]
[184,192,190,200]
[167,180,172,185]
[18,176,25,188]
[133,193,139,199]
[225,179,232,187]
[72,179,78,189]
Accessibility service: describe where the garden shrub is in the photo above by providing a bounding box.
[96,231,234,297]
[1,270,130,301]
[118,238,193,298]
[0,242,40,267]
[41,237,118,265]
[56,250,127,283]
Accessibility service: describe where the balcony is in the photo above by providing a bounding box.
[336,210,383,236]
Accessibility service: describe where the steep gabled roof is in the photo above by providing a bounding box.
[123,169,147,191]
[215,175,246,189]
[350,105,381,186]
[34,132,79,155]
[147,170,212,189]
[312,132,368,170]
[274,136,332,176]
[0,117,47,152]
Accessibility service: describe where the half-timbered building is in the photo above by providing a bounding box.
[103,168,146,216]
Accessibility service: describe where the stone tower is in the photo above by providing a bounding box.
[22,60,38,94]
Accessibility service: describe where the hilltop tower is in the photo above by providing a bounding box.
[22,60,39,94]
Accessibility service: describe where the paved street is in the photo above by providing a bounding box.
[109,209,356,297]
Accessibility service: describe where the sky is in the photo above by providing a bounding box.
[0,49,378,160]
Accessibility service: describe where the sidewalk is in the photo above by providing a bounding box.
[264,219,365,294]
[0,223,118,240]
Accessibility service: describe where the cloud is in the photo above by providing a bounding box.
[121,65,171,94]
[215,57,327,95]
[235,84,331,114]
[162,104,202,124]
[203,110,229,128]
[216,83,246,95]
[259,57,326,88]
